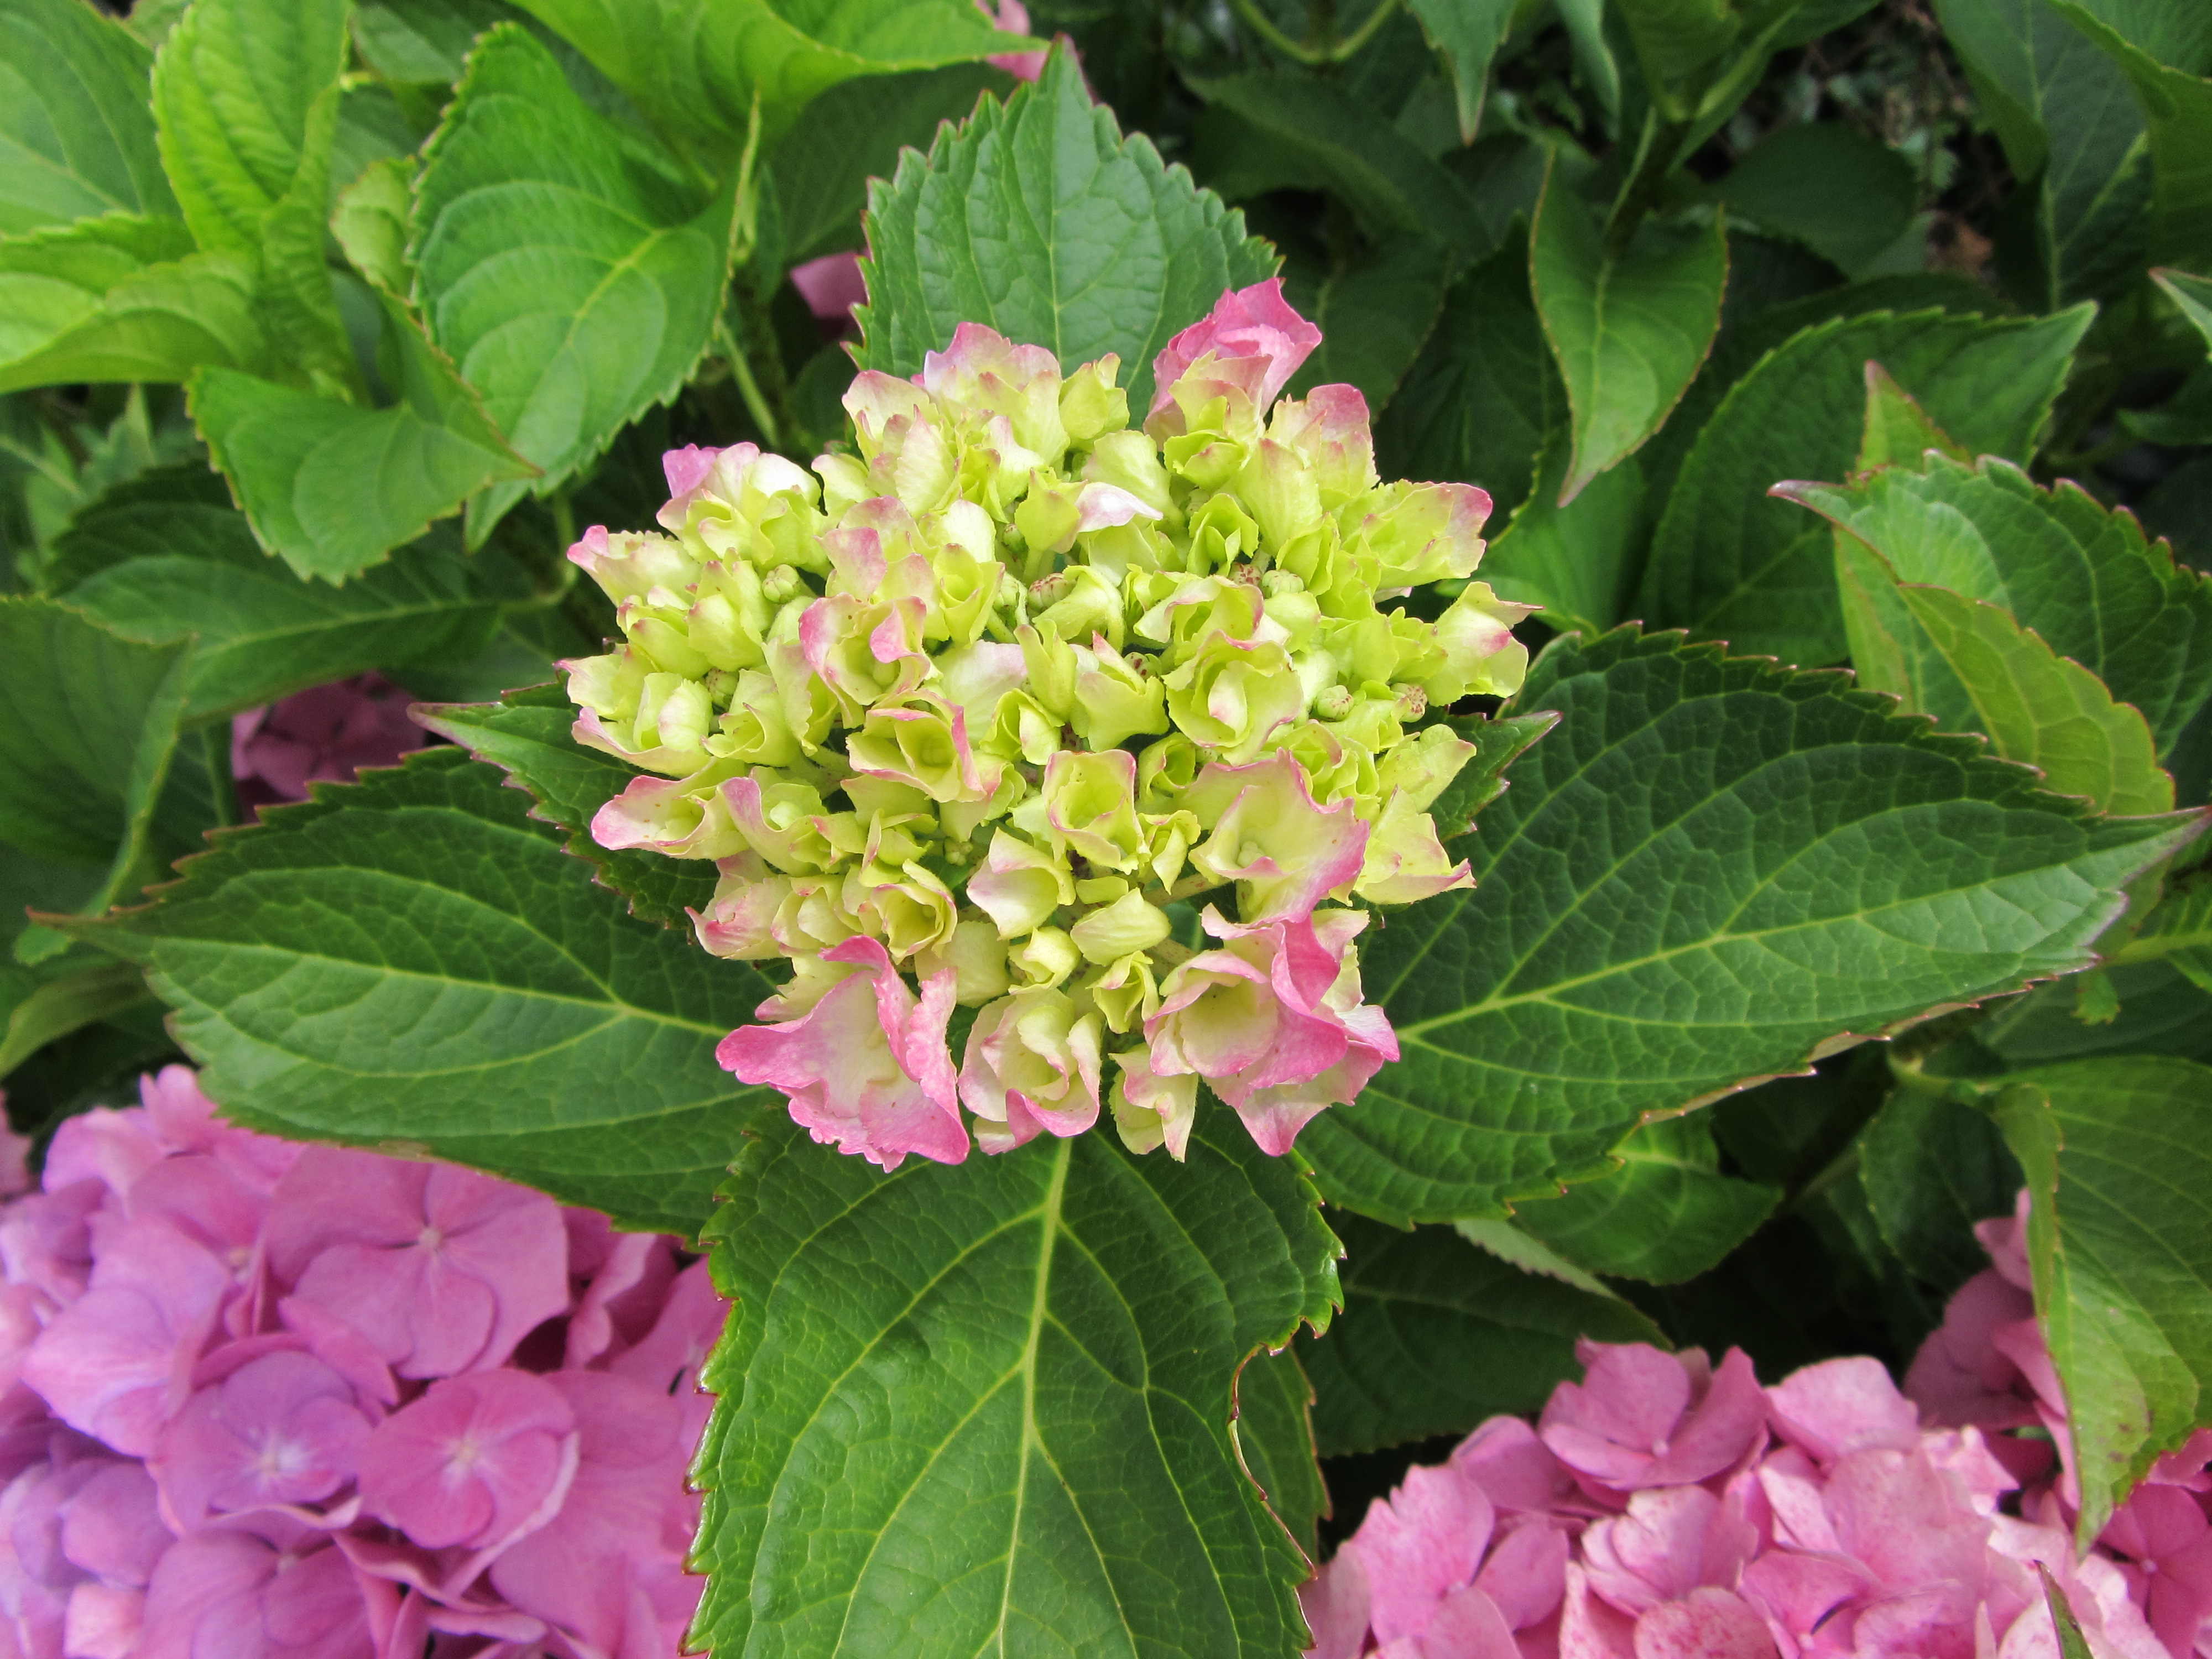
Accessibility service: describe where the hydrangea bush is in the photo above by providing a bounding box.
[6,0,2212,1655]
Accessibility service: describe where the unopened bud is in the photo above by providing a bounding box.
[1030,570,1074,610]
[1313,683,1354,721]
[1396,684,1428,719]
[760,564,805,604]
[1260,569,1305,598]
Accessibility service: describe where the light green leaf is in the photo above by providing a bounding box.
[1713,123,1921,280]
[351,0,524,84]
[2111,875,2212,994]
[1295,628,2206,1224]
[692,1111,1339,1657]
[190,295,535,582]
[1194,72,1483,247]
[0,961,150,1080]
[2060,0,2212,71]
[416,682,721,928]
[1479,431,1645,637]
[0,214,265,393]
[512,0,1031,168]
[2051,1,2212,273]
[1285,237,1454,418]
[1233,1347,1328,1563]
[1994,1056,2212,1539]
[1377,225,1561,521]
[1859,361,1972,469]
[1509,1115,1782,1285]
[766,61,1010,267]
[53,465,503,722]
[1777,453,2212,754]
[410,23,739,541]
[1861,1090,2022,1293]
[859,50,1276,419]
[1530,168,1727,504]
[1647,305,2095,665]
[1407,0,1516,142]
[1934,0,2153,307]
[0,0,176,234]
[0,597,191,920]
[331,155,415,296]
[2155,268,2212,348]
[1295,1213,1661,1456]
[76,747,771,1236]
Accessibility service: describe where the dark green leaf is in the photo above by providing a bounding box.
[1406,0,1516,142]
[1478,432,1646,636]
[2051,1,2212,273]
[53,465,502,722]
[190,295,535,582]
[1193,72,1482,247]
[2155,268,2212,347]
[1861,1089,2022,1293]
[1935,0,2152,307]
[1780,453,2212,754]
[0,960,149,1080]
[1376,227,1560,520]
[1296,628,2206,1224]
[1426,709,1559,842]
[1510,1115,1782,1285]
[1614,0,1737,106]
[0,597,191,919]
[692,1110,1338,1657]
[1233,1346,1328,1563]
[1975,958,2212,1066]
[1994,1056,2212,1538]
[1712,123,1920,280]
[859,50,1277,418]
[410,24,738,540]
[1295,1213,1661,1457]
[2114,874,2212,994]
[512,0,1031,168]
[0,215,264,393]
[76,747,770,1235]
[1530,172,1727,503]
[768,62,1011,268]
[1284,237,1453,419]
[416,681,721,928]
[1647,305,2094,665]
[0,0,175,234]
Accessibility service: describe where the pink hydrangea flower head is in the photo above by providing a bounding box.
[1766,1357,1922,1465]
[2100,1484,2212,1659]
[719,936,966,1170]
[1976,1190,2034,1292]
[1148,278,1322,421]
[1541,1341,1767,1492]
[790,251,869,332]
[356,1370,578,1553]
[137,1528,373,1659]
[1352,1461,1497,1644]
[230,674,424,810]
[1145,906,1397,1155]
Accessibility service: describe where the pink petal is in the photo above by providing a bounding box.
[1479,1518,1570,1629]
[357,1371,578,1553]
[1767,1358,1920,1465]
[1300,1545,1373,1659]
[1632,1588,1777,1659]
[1355,1462,1496,1644]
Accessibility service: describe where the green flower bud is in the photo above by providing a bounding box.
[966,829,1073,938]
[1034,565,1125,653]
[1340,480,1490,590]
[705,670,802,766]
[1136,732,1203,810]
[1085,950,1162,1034]
[1081,430,1174,521]
[913,916,1013,1006]
[1060,354,1128,446]
[1037,748,1147,872]
[1007,926,1080,989]
[1070,890,1172,965]
[1163,634,1304,762]
[1016,622,1078,720]
[1421,581,1537,704]
[1068,640,1170,750]
[848,859,960,959]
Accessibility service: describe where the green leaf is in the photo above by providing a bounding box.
[858,49,1277,418]
[53,465,503,722]
[0,0,176,234]
[1295,628,2206,1225]
[1993,1056,2212,1539]
[416,682,722,928]
[410,23,739,540]
[1284,237,1454,418]
[1233,1347,1328,1564]
[351,0,525,84]
[1295,1213,1661,1457]
[1407,0,1516,142]
[1778,453,2212,754]
[2050,1,2212,274]
[1712,123,1921,280]
[189,295,536,582]
[691,1110,1339,1657]
[1509,1115,1782,1285]
[0,214,265,393]
[1376,226,1561,521]
[0,597,191,919]
[1479,432,1646,637]
[512,0,1030,168]
[2114,875,2212,993]
[1934,0,2152,307]
[330,155,415,297]
[0,960,150,1080]
[1860,1089,2022,1293]
[76,747,770,1236]
[1859,361,1973,469]
[1613,0,1738,106]
[2154,267,2212,347]
[1647,305,2095,665]
[1193,72,1483,247]
[1976,957,2212,1067]
[1530,170,1727,504]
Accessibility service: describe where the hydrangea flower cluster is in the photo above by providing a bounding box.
[229,673,425,815]
[562,281,1531,1171]
[0,1068,727,1659]
[1302,1196,2212,1659]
